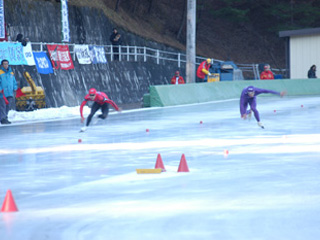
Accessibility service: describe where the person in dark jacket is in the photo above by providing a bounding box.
[240,86,286,129]
[307,65,317,78]
[109,28,122,61]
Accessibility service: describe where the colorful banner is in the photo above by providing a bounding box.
[0,42,28,65]
[89,46,107,64]
[47,44,74,70]
[61,0,70,42]
[74,44,91,64]
[0,0,4,39]
[23,42,36,66]
[33,52,53,74]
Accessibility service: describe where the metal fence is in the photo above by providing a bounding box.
[31,42,286,80]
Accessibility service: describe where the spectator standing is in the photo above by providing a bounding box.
[240,86,286,129]
[79,88,121,132]
[196,58,212,82]
[109,28,122,61]
[307,65,317,78]
[171,71,185,85]
[0,59,17,124]
[260,64,274,80]
[15,33,29,46]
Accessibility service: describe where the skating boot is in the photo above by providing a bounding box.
[257,122,264,129]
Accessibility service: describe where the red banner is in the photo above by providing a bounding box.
[47,44,74,70]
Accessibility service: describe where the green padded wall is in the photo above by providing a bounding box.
[149,79,320,107]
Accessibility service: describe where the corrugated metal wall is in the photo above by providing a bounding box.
[290,34,320,79]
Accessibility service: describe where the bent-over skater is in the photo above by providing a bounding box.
[240,86,286,128]
[80,88,120,132]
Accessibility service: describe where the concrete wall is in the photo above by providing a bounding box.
[4,0,186,107]
[149,79,320,107]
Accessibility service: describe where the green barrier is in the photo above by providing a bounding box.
[149,79,320,107]
[143,93,150,107]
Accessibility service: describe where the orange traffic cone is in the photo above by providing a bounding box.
[177,154,189,172]
[155,153,166,172]
[1,190,18,212]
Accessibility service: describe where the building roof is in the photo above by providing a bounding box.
[279,27,320,38]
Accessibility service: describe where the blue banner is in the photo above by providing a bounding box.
[0,0,4,39]
[33,52,53,74]
[0,42,28,65]
[89,46,107,64]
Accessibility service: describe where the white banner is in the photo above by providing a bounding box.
[74,44,92,64]
[23,42,36,66]
[0,0,5,39]
[61,0,70,42]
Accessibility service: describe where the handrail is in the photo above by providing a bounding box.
[15,41,286,80]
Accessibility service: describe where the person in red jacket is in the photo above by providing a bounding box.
[171,71,185,84]
[196,58,212,82]
[260,64,274,80]
[79,88,120,132]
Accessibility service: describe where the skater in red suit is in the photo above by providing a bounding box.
[79,88,120,132]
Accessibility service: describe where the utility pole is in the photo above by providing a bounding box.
[186,0,196,83]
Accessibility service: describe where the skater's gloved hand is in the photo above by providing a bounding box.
[81,117,85,123]
[280,91,287,97]
[241,114,247,120]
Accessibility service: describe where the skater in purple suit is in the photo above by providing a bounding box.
[240,86,286,128]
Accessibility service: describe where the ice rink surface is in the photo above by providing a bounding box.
[1,96,320,240]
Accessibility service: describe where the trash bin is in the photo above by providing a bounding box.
[211,61,243,81]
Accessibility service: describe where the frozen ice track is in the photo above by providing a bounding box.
[1,96,320,240]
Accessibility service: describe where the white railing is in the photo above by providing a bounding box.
[30,41,286,80]
[30,41,221,65]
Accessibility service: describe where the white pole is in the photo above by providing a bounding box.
[186,0,196,83]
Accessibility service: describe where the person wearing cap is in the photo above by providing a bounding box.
[196,58,212,82]
[79,88,121,132]
[240,86,286,129]
[171,71,185,85]
[260,64,274,80]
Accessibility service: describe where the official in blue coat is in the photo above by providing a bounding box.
[0,59,17,124]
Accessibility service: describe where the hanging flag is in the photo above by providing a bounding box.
[23,42,36,66]
[0,0,4,39]
[33,52,53,74]
[89,46,107,64]
[74,44,92,64]
[47,44,74,70]
[33,52,54,74]
[61,0,70,42]
[58,45,74,69]
[47,44,59,69]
